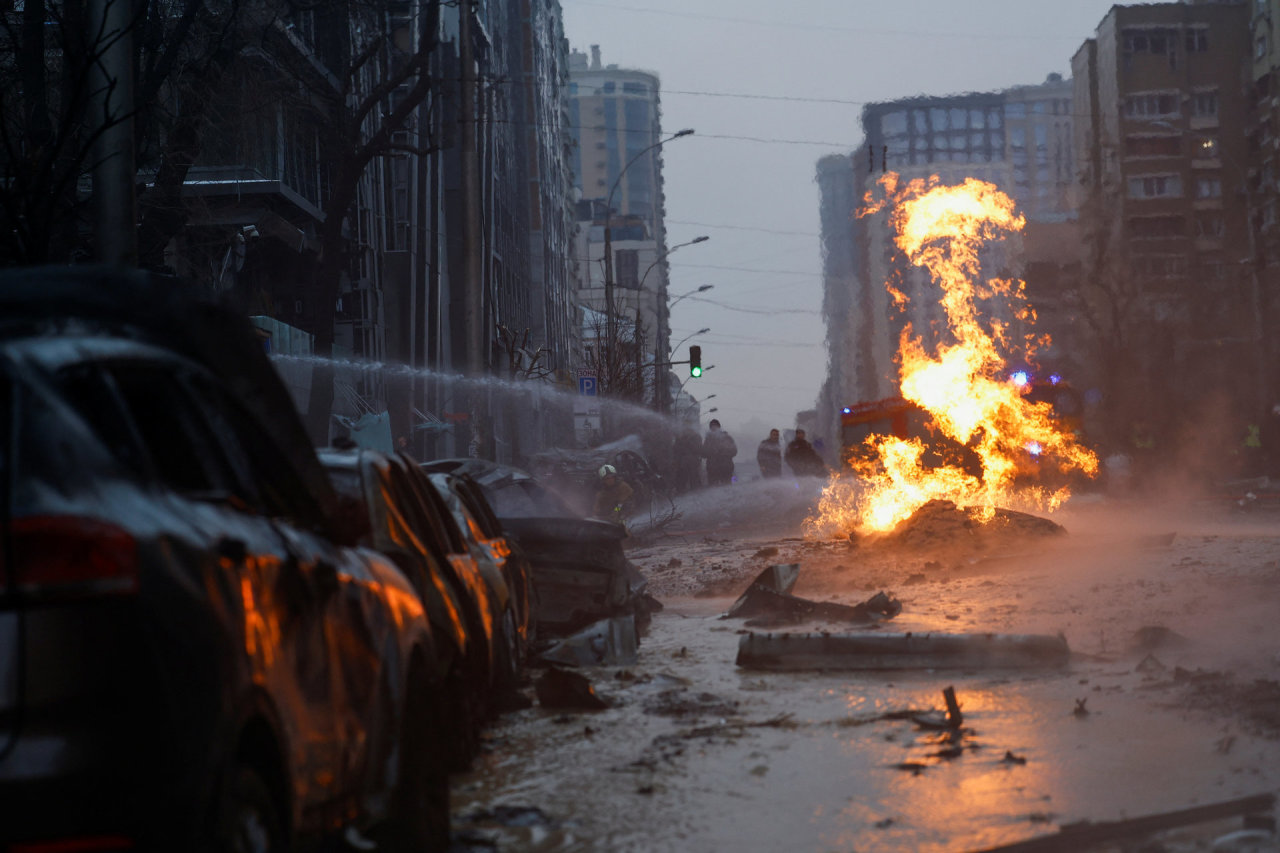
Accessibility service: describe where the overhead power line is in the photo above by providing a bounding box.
[676,295,820,315]
[673,262,823,278]
[569,1,1089,41]
[666,219,817,237]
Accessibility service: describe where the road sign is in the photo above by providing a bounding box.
[578,376,597,396]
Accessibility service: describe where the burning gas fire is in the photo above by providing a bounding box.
[809,174,1098,537]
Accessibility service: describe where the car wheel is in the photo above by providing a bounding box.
[384,671,450,852]
[493,608,524,708]
[444,662,482,772]
[217,765,286,853]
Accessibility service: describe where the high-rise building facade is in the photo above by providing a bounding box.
[1073,1,1253,434]
[567,46,675,407]
[817,76,1080,453]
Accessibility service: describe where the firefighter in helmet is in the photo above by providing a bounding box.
[592,463,634,522]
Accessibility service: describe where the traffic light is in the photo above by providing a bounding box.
[689,345,702,378]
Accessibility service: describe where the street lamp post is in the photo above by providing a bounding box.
[670,327,710,354]
[670,283,713,309]
[632,236,708,409]
[603,128,694,391]
[657,284,713,413]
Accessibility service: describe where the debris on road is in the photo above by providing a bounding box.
[908,686,966,730]
[736,631,1070,671]
[967,792,1276,852]
[537,616,639,667]
[724,563,902,627]
[878,499,1067,553]
[1129,625,1191,654]
[534,667,610,711]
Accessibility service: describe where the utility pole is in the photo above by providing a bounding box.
[459,0,486,455]
[89,0,136,266]
[602,128,693,396]
[459,0,483,376]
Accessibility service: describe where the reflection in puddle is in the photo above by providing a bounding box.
[453,600,1280,852]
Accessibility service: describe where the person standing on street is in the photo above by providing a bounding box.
[672,423,704,492]
[702,419,738,486]
[785,428,827,478]
[757,428,783,478]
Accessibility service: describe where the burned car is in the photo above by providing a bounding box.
[420,469,534,688]
[421,459,650,637]
[321,445,534,752]
[0,268,449,851]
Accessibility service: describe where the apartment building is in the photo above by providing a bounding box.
[1073,1,1253,430]
[568,46,675,406]
[816,76,1080,447]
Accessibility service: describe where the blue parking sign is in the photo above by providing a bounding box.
[578,376,597,396]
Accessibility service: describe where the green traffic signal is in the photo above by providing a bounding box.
[689,345,702,377]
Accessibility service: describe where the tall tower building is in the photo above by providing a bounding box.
[816,75,1080,456]
[567,46,675,407]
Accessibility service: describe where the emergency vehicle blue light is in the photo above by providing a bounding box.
[1026,441,1043,456]
[1011,371,1030,387]
[842,407,851,414]
[1049,373,1062,385]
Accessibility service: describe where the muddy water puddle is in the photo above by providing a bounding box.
[453,514,1280,851]
[453,605,1280,851]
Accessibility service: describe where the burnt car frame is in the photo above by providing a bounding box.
[0,267,448,851]
[320,445,519,761]
[422,459,649,637]
[420,469,533,688]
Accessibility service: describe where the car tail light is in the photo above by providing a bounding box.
[6,516,138,597]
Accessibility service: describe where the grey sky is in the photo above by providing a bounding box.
[561,0,1124,442]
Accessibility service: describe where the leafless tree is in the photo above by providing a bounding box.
[495,323,553,381]
[581,311,649,403]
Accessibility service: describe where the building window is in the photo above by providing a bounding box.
[1129,215,1185,239]
[1124,28,1176,54]
[1124,92,1180,118]
[1196,177,1223,198]
[1127,174,1182,198]
[622,82,647,95]
[1124,135,1181,157]
[1185,28,1208,53]
[1192,90,1219,119]
[1257,34,1268,60]
[1191,136,1219,159]
[1196,214,1225,238]
[616,249,639,289]
[881,111,908,136]
[1131,254,1187,278]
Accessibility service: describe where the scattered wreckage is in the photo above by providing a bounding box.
[723,563,1069,671]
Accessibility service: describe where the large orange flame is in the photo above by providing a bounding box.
[808,174,1098,537]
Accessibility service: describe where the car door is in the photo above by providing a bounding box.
[92,359,349,813]
[182,372,396,818]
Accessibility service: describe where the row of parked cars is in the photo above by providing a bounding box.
[0,268,649,852]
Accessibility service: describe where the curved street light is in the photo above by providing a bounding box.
[639,236,709,293]
[634,237,708,406]
[671,327,710,354]
[603,128,695,332]
[670,283,713,310]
